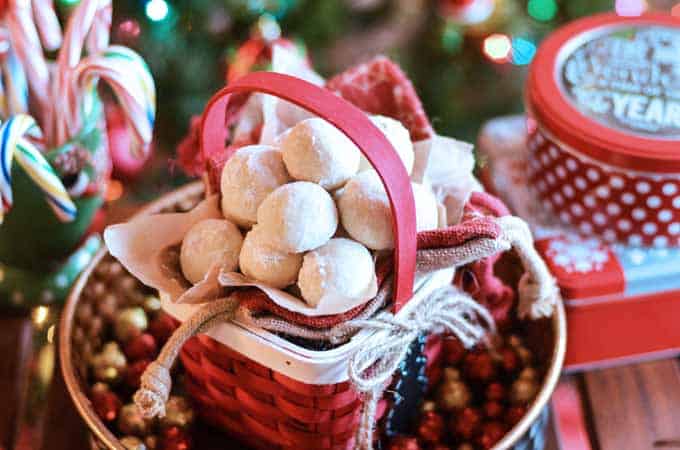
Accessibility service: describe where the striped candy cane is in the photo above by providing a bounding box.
[2,47,29,115]
[6,0,50,120]
[32,0,63,52]
[52,0,112,145]
[0,115,76,223]
[75,45,156,156]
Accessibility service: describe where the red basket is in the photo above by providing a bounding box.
[175,72,435,448]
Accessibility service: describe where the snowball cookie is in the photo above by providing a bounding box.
[412,182,440,232]
[338,172,441,250]
[280,117,361,190]
[180,219,243,284]
[239,227,302,289]
[298,238,377,309]
[257,181,338,253]
[220,145,291,227]
[358,115,414,174]
[337,170,394,250]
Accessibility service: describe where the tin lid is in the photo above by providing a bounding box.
[528,13,680,173]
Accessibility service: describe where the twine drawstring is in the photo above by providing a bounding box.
[134,297,239,418]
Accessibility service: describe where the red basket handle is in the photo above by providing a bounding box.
[200,72,416,313]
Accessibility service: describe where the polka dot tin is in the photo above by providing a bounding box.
[527,13,680,247]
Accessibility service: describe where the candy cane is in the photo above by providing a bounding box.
[85,0,111,55]
[6,0,50,118]
[52,0,112,146]
[2,48,29,115]
[0,114,76,222]
[0,28,27,117]
[32,0,62,52]
[75,46,156,156]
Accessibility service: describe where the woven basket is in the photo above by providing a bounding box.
[152,73,448,449]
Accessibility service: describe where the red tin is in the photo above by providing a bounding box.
[526,13,680,247]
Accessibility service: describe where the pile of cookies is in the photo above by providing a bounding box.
[179,115,440,309]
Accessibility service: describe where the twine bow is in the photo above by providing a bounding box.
[340,285,495,450]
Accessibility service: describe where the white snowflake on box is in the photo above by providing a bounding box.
[545,235,610,273]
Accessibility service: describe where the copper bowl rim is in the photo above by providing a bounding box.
[59,181,567,450]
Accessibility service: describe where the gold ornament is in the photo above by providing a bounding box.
[507,335,522,348]
[115,307,149,342]
[159,396,195,429]
[144,435,159,450]
[94,366,121,384]
[511,377,538,404]
[120,436,147,450]
[517,346,533,365]
[118,404,152,436]
[436,379,471,412]
[442,367,462,381]
[142,296,162,314]
[420,400,437,413]
[91,342,127,383]
[91,382,110,396]
[519,367,537,381]
[98,294,119,321]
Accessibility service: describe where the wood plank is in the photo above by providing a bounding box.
[0,314,33,450]
[584,360,680,450]
[551,377,594,450]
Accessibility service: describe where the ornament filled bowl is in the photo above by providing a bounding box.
[60,181,565,450]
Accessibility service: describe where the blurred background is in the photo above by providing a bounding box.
[89,0,678,203]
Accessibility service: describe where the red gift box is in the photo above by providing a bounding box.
[480,114,680,371]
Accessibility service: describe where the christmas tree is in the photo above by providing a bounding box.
[55,0,674,187]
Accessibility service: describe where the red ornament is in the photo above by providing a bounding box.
[124,359,151,389]
[500,347,520,373]
[160,426,193,450]
[91,390,122,423]
[464,351,496,382]
[387,436,420,450]
[417,411,444,444]
[124,333,158,360]
[483,401,504,419]
[106,104,152,180]
[452,407,481,440]
[149,313,178,345]
[443,336,466,365]
[485,382,505,401]
[477,421,506,450]
[506,406,527,426]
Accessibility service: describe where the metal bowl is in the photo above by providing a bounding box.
[59,181,566,450]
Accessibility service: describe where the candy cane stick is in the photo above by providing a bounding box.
[2,48,29,115]
[0,114,76,222]
[86,0,111,55]
[0,28,17,120]
[51,0,111,146]
[32,0,62,52]
[75,46,156,156]
[6,0,50,120]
